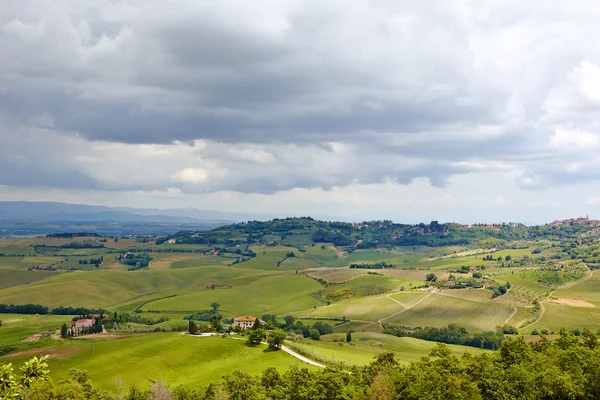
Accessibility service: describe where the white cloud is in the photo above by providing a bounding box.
[548,127,600,150]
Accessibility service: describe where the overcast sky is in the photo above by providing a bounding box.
[2,0,600,223]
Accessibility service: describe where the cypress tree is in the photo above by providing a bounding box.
[60,323,68,339]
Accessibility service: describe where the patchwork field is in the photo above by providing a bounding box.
[0,267,279,309]
[1,228,599,386]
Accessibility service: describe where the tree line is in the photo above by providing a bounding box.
[0,304,107,315]
[349,262,395,269]
[382,323,507,350]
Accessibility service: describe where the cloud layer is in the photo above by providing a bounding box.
[2,0,600,222]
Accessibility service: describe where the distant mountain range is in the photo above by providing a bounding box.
[0,201,268,223]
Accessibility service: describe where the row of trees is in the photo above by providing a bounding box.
[0,304,106,316]
[382,323,507,350]
[349,262,394,269]
[5,330,600,399]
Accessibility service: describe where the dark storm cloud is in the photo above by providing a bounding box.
[1,0,600,195]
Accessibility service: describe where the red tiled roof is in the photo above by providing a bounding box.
[234,316,257,322]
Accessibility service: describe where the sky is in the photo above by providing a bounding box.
[1,0,600,224]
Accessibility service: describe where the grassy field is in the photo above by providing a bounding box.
[288,332,490,366]
[318,274,422,299]
[436,289,493,303]
[148,253,230,270]
[295,294,405,322]
[554,271,600,304]
[529,303,600,332]
[141,274,325,317]
[386,293,515,332]
[238,246,303,270]
[2,334,315,393]
[0,267,279,309]
[0,256,65,270]
[0,270,58,290]
[0,313,73,348]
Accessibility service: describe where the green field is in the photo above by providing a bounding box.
[386,292,515,332]
[142,274,324,317]
[529,303,600,332]
[0,266,279,309]
[0,270,58,290]
[436,289,493,303]
[554,271,600,303]
[0,314,73,348]
[296,294,404,322]
[0,228,596,387]
[288,332,490,366]
[2,334,316,393]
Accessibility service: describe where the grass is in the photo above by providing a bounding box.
[332,321,371,333]
[529,303,600,332]
[555,271,600,303]
[288,332,490,366]
[0,256,65,270]
[318,274,422,299]
[0,266,280,308]
[141,274,325,317]
[147,253,230,270]
[2,334,315,393]
[388,292,431,308]
[386,292,514,332]
[295,295,405,322]
[235,246,302,270]
[0,270,58,290]
[437,289,493,303]
[0,245,36,256]
[0,314,73,348]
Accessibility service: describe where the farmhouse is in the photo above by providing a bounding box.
[70,318,95,333]
[35,264,56,271]
[167,239,176,244]
[232,316,264,329]
[205,282,215,289]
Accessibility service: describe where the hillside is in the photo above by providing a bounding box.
[162,217,600,249]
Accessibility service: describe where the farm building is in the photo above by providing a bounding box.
[167,239,176,244]
[70,318,95,332]
[205,282,215,289]
[232,316,265,330]
[35,264,56,271]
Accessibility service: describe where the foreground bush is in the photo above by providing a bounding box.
[2,329,600,399]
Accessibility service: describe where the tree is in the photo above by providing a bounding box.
[188,320,197,335]
[267,329,287,350]
[0,362,19,397]
[210,302,220,311]
[505,255,512,261]
[310,329,321,341]
[247,328,266,346]
[346,331,352,343]
[60,323,68,339]
[284,315,296,327]
[19,356,50,388]
[252,318,261,330]
[426,273,437,283]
